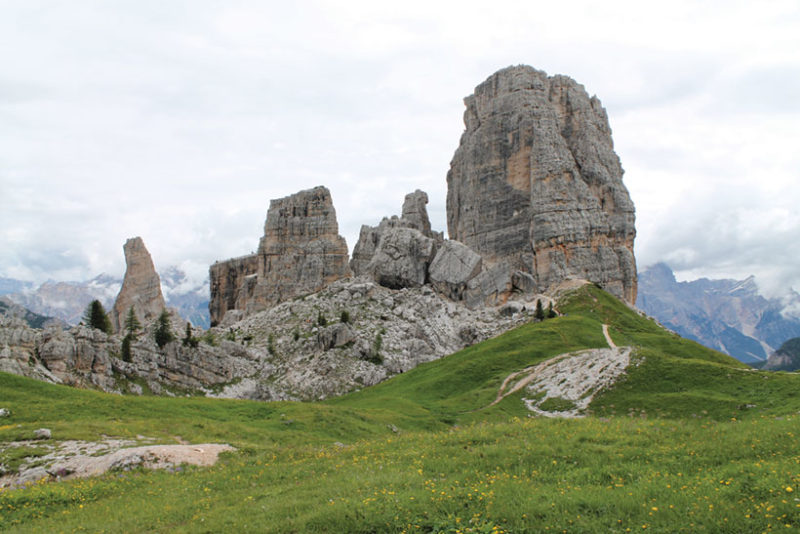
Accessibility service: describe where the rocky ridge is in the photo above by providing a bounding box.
[0,277,548,400]
[636,263,800,363]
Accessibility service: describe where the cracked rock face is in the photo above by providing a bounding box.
[446,65,637,304]
[351,190,443,290]
[209,186,351,325]
[111,237,166,332]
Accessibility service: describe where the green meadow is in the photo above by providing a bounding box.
[2,285,800,532]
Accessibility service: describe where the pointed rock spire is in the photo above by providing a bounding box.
[111,237,166,332]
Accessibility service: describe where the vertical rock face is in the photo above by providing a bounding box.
[251,186,351,311]
[111,237,166,332]
[209,186,351,325]
[446,65,637,304]
[208,254,259,327]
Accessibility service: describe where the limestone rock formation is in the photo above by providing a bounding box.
[209,186,351,325]
[428,240,483,301]
[400,189,433,237]
[209,254,258,328]
[366,227,436,289]
[447,65,637,304]
[350,190,443,289]
[111,237,166,332]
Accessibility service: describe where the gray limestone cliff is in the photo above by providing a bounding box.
[209,186,351,325]
[446,65,637,304]
[111,237,166,332]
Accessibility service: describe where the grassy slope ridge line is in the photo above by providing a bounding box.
[2,285,800,532]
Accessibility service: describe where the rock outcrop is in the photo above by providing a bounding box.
[350,190,443,290]
[209,186,351,325]
[446,65,637,304]
[111,237,166,332]
[209,254,259,328]
[428,240,483,301]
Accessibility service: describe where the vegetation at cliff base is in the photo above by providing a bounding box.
[2,285,800,533]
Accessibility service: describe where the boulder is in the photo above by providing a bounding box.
[367,227,436,289]
[428,240,483,300]
[316,323,356,351]
[446,65,637,304]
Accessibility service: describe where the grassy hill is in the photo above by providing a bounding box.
[2,285,800,532]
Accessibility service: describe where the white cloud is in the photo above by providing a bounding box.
[1,0,799,296]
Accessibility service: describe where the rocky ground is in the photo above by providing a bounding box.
[0,435,233,489]
[0,276,550,401]
[489,323,633,418]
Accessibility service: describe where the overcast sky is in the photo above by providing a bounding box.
[1,1,799,296]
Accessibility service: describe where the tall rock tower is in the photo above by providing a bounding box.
[446,66,637,304]
[111,237,166,332]
[209,186,351,325]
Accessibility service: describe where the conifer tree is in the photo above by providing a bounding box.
[534,299,545,321]
[124,307,141,336]
[83,300,112,334]
[547,301,558,319]
[154,309,174,348]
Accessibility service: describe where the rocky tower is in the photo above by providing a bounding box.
[209,186,351,325]
[446,66,637,304]
[111,237,166,332]
[251,186,351,309]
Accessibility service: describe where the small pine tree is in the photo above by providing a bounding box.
[534,299,545,321]
[83,300,112,334]
[317,311,327,327]
[547,302,558,319]
[121,334,132,362]
[124,307,141,336]
[182,322,194,347]
[154,309,174,348]
[340,310,350,324]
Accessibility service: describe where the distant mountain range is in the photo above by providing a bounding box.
[636,263,800,364]
[0,267,210,329]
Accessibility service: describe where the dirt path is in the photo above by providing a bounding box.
[602,324,616,348]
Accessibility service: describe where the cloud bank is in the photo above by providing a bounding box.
[1,1,798,297]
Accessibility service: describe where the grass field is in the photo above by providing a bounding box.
[2,285,800,532]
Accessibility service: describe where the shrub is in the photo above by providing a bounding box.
[340,310,351,324]
[317,311,327,327]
